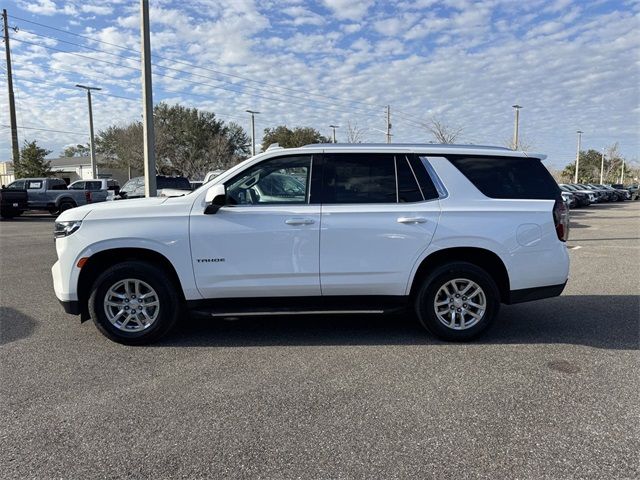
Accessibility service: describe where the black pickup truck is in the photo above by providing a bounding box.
[0,185,28,219]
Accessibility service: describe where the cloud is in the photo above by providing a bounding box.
[321,0,374,21]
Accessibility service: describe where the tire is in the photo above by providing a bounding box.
[1,209,16,219]
[88,261,181,345]
[415,261,500,341]
[58,200,76,213]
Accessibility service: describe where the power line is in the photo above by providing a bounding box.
[0,123,87,136]
[12,37,385,123]
[9,14,389,111]
[15,29,387,118]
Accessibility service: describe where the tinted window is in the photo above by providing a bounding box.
[396,156,423,202]
[157,177,191,190]
[7,180,25,189]
[411,156,439,200]
[69,182,84,190]
[86,181,103,190]
[226,155,311,205]
[447,156,560,200]
[322,154,396,204]
[27,180,43,189]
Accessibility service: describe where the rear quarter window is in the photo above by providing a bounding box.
[447,156,560,200]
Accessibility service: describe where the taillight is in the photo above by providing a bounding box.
[85,191,92,203]
[553,197,569,242]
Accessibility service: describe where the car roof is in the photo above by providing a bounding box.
[295,143,546,159]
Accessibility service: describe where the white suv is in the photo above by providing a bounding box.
[51,144,570,344]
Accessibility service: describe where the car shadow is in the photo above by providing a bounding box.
[0,307,38,345]
[156,295,639,350]
[0,214,54,223]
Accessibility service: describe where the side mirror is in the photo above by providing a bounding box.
[204,183,227,214]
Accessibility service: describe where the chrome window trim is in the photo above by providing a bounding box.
[419,156,449,200]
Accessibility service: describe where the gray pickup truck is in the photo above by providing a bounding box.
[5,177,108,215]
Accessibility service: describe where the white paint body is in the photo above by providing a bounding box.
[52,145,570,304]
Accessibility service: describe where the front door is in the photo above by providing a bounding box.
[190,154,321,298]
[319,153,440,296]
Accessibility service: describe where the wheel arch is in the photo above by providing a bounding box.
[408,247,510,303]
[77,247,185,321]
[56,195,77,207]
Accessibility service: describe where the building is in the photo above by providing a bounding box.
[49,156,139,186]
[0,161,15,186]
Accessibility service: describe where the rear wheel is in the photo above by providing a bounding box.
[58,200,76,213]
[415,262,500,341]
[88,261,181,345]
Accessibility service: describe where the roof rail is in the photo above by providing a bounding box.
[300,143,512,151]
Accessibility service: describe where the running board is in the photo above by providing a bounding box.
[187,295,409,318]
[195,309,385,318]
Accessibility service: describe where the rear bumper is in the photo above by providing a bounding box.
[59,299,81,315]
[506,281,567,305]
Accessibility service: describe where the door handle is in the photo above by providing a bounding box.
[285,218,315,225]
[397,216,427,224]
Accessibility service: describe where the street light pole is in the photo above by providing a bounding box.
[600,147,605,184]
[512,104,522,150]
[140,0,157,197]
[246,110,260,156]
[329,124,339,143]
[385,105,392,144]
[75,84,101,178]
[574,130,583,184]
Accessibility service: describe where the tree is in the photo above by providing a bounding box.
[14,140,52,178]
[96,102,251,180]
[61,143,90,157]
[346,121,366,143]
[561,145,628,184]
[425,117,463,144]
[504,134,535,151]
[261,125,330,151]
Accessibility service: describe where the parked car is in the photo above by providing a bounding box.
[558,184,591,207]
[0,183,28,219]
[598,184,629,201]
[5,177,108,215]
[52,143,569,345]
[612,183,639,200]
[117,175,192,199]
[578,184,613,202]
[69,178,120,200]
[561,191,577,208]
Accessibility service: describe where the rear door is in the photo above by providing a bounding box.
[26,179,46,207]
[319,152,440,296]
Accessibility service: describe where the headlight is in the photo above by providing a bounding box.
[54,221,82,238]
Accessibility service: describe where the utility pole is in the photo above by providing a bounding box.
[140,0,157,197]
[75,84,101,178]
[385,105,392,144]
[2,9,19,164]
[246,110,260,156]
[329,124,339,143]
[512,104,522,150]
[574,130,583,184]
[620,158,625,184]
[599,147,605,184]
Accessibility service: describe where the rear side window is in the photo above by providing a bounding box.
[86,181,103,190]
[396,156,423,203]
[322,154,396,204]
[447,156,560,200]
[27,180,43,189]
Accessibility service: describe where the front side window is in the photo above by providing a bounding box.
[321,154,396,204]
[7,180,25,189]
[225,155,311,205]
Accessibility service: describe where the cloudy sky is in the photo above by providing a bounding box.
[1,0,639,169]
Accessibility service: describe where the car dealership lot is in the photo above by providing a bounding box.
[1,203,638,479]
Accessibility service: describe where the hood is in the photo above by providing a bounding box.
[57,196,169,222]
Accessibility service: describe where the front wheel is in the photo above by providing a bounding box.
[415,262,500,341]
[88,261,181,345]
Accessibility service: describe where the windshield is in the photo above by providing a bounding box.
[157,177,191,190]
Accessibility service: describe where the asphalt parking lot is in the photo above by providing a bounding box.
[1,202,638,479]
